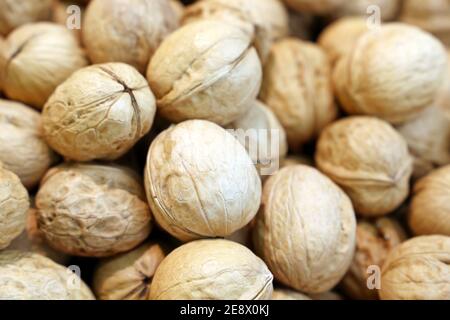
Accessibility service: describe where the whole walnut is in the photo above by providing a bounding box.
[316,117,413,217]
[333,0,401,21]
[380,235,450,300]
[144,120,261,242]
[42,63,156,162]
[260,38,337,150]
[93,242,166,300]
[0,250,94,300]
[36,163,152,257]
[0,0,53,36]
[83,0,178,74]
[0,167,29,250]
[397,106,450,179]
[0,22,88,109]
[182,0,289,63]
[340,218,407,300]
[333,24,448,124]
[253,165,356,294]
[147,20,262,126]
[150,239,273,300]
[409,165,450,236]
[283,0,345,15]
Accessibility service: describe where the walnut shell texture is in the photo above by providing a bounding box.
[42,63,156,161]
[253,165,356,294]
[283,0,345,15]
[150,239,273,300]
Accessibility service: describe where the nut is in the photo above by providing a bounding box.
[280,155,314,168]
[260,38,337,150]
[0,250,94,300]
[146,20,262,126]
[253,165,356,293]
[144,120,261,241]
[93,242,166,300]
[0,167,29,250]
[36,163,152,257]
[333,23,448,124]
[42,62,156,161]
[333,0,401,21]
[380,235,450,300]
[316,116,413,216]
[82,0,178,74]
[272,288,311,300]
[150,239,273,300]
[283,0,345,15]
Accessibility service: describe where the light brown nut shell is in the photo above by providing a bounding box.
[36,163,152,257]
[283,0,345,15]
[82,0,178,74]
[0,167,29,250]
[144,120,261,242]
[316,116,413,217]
[150,239,273,300]
[333,0,401,21]
[0,22,88,109]
[0,250,94,300]
[253,165,356,294]
[380,235,450,300]
[147,20,262,126]
[0,99,56,189]
[93,242,166,300]
[42,63,156,162]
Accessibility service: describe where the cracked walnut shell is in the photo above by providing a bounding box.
[36,163,152,257]
[144,120,261,242]
[42,63,156,162]
[150,239,273,300]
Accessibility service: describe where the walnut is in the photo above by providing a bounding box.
[150,239,273,300]
[35,163,152,257]
[146,20,262,126]
[42,63,156,161]
[253,165,356,294]
[144,120,261,242]
[283,0,345,15]
[316,116,413,217]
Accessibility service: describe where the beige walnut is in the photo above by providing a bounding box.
[93,242,166,300]
[150,239,273,300]
[0,250,94,300]
[36,163,152,257]
[182,0,288,63]
[83,0,178,74]
[253,165,356,294]
[0,167,29,250]
[316,117,413,217]
[334,23,448,124]
[380,235,450,300]
[260,38,337,150]
[340,218,406,300]
[0,0,53,36]
[147,20,262,126]
[283,0,345,15]
[42,63,156,162]
[409,165,450,236]
[333,0,401,21]
[144,120,261,242]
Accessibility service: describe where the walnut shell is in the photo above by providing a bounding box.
[283,0,345,15]
[253,165,356,294]
[0,250,94,300]
[147,20,262,126]
[380,235,450,300]
[260,38,337,150]
[182,0,289,63]
[340,218,406,300]
[316,116,413,217]
[272,288,311,300]
[144,120,261,242]
[280,155,314,168]
[150,239,273,300]
[333,23,448,124]
[93,242,166,300]
[0,167,29,250]
[42,63,156,162]
[36,163,152,257]
[83,0,178,74]
[0,22,88,109]
[333,0,401,21]
[0,0,53,36]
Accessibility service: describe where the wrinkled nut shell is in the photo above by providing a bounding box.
[145,120,261,242]
[283,0,345,15]
[150,239,273,300]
